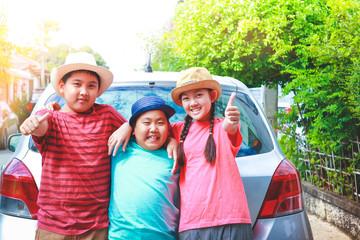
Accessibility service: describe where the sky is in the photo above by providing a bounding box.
[2,0,179,77]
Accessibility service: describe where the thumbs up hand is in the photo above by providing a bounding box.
[20,113,50,136]
[223,92,240,134]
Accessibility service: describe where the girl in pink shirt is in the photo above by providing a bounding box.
[171,67,252,240]
[108,67,252,239]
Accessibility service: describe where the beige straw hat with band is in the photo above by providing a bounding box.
[51,52,113,97]
[171,67,222,106]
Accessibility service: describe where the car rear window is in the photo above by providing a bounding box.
[29,85,273,156]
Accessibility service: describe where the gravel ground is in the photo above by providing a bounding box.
[308,212,352,240]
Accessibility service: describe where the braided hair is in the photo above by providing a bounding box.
[176,115,192,167]
[176,102,216,167]
[204,102,216,163]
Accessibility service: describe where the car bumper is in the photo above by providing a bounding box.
[0,212,37,240]
[253,211,314,240]
[0,209,313,240]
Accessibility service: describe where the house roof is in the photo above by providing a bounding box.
[9,53,42,78]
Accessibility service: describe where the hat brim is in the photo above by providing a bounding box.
[129,104,176,127]
[51,63,113,97]
[171,80,222,106]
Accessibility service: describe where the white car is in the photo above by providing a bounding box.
[0,71,313,239]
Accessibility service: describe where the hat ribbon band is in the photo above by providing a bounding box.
[180,80,197,86]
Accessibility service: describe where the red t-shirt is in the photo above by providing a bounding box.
[33,104,126,235]
[171,118,251,232]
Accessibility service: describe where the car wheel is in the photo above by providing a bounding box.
[0,128,7,150]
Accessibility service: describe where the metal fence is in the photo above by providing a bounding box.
[296,136,360,202]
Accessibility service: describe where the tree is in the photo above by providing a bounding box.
[36,19,60,86]
[44,44,109,71]
[159,0,360,147]
[23,19,109,84]
[37,19,60,49]
[21,43,109,89]
[149,0,360,200]
[77,46,109,69]
[0,11,13,84]
[171,0,300,88]
[24,42,109,73]
[166,0,324,124]
[142,32,185,72]
[281,0,360,147]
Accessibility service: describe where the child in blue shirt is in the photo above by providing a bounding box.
[108,96,179,240]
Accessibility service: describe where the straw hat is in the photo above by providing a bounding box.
[129,96,175,127]
[171,67,222,106]
[51,52,113,97]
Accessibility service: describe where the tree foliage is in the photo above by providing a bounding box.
[162,0,360,147]
[280,0,360,148]
[21,19,109,73]
[44,44,109,71]
[171,0,310,87]
[142,32,185,72]
[9,94,30,125]
[0,10,13,83]
[147,0,360,199]
[36,19,60,49]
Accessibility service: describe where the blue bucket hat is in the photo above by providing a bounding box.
[129,96,176,127]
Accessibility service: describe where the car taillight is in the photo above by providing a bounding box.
[258,158,303,218]
[0,159,39,219]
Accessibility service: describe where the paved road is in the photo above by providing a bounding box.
[307,212,351,239]
[0,149,353,239]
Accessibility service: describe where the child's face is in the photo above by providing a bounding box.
[59,72,99,113]
[133,110,169,151]
[180,88,217,122]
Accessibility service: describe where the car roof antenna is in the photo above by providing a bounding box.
[145,53,153,73]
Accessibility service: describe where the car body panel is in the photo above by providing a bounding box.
[0,71,313,239]
[237,151,280,226]
[253,211,313,240]
[0,213,37,240]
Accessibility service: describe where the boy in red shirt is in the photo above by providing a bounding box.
[20,52,127,240]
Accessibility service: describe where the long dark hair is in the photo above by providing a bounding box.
[177,102,216,167]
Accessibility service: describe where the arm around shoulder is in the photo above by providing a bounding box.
[108,122,133,156]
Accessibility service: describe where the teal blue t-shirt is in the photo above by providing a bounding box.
[108,139,180,240]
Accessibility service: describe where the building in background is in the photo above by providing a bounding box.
[0,53,48,103]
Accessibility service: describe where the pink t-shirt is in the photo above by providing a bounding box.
[171,118,251,232]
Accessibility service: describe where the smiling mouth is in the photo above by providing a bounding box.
[191,107,201,113]
[147,136,160,141]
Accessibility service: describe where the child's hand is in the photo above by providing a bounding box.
[43,101,61,111]
[166,137,178,174]
[20,113,49,136]
[223,92,240,135]
[108,122,133,156]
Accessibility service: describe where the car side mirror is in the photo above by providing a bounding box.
[8,133,21,152]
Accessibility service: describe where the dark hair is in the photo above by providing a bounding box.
[61,70,101,89]
[177,102,216,167]
[133,111,170,128]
